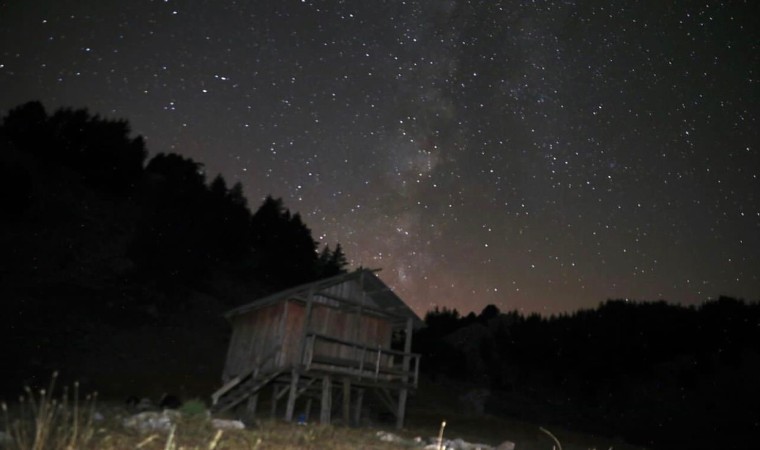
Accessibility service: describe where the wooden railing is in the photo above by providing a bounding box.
[302,332,420,388]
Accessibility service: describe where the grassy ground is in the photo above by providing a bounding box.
[1,373,648,450]
[404,379,647,450]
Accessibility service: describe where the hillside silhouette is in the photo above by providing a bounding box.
[0,101,347,398]
[414,299,760,449]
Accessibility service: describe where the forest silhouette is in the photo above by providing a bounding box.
[1,102,757,449]
[0,101,346,398]
[415,300,759,449]
[1,101,347,287]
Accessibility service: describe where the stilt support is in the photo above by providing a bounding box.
[353,389,364,426]
[245,393,258,421]
[342,378,351,425]
[303,398,313,423]
[285,370,300,422]
[270,385,280,418]
[396,388,408,429]
[320,375,332,425]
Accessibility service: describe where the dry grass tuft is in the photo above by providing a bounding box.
[2,372,97,450]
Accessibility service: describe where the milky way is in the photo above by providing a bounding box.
[2,1,758,315]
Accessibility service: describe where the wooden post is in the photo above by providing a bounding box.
[355,272,365,361]
[397,317,414,429]
[320,375,332,425]
[299,288,315,366]
[353,389,364,426]
[245,393,258,421]
[270,385,280,418]
[285,370,300,422]
[402,318,413,373]
[342,378,351,425]
[303,398,312,423]
[396,389,408,430]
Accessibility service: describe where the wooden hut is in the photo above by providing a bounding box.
[210,269,423,428]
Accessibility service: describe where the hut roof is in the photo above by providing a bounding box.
[224,269,423,328]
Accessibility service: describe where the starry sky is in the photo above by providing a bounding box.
[1,0,758,315]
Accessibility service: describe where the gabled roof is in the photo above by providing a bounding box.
[224,268,423,329]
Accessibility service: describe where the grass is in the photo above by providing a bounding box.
[1,374,647,450]
[2,372,97,450]
[0,373,415,450]
[404,378,648,450]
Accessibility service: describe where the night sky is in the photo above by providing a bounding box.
[1,1,758,315]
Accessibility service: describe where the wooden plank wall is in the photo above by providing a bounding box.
[280,300,305,365]
[223,277,399,379]
[308,303,393,362]
[223,302,285,378]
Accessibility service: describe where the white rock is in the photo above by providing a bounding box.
[122,410,180,433]
[376,431,405,443]
[426,437,494,450]
[136,397,154,412]
[210,418,245,430]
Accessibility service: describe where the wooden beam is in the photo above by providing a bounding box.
[373,388,398,417]
[211,375,241,406]
[320,375,332,425]
[285,370,300,422]
[303,398,312,423]
[245,393,258,421]
[306,291,401,320]
[396,317,414,429]
[298,288,315,367]
[353,388,364,426]
[270,385,280,418]
[296,378,316,397]
[342,378,351,426]
[396,388,408,430]
[402,317,413,373]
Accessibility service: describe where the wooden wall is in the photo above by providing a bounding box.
[222,302,286,380]
[223,295,395,380]
[301,301,392,360]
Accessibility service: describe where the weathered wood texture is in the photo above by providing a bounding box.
[223,302,285,380]
[218,270,422,428]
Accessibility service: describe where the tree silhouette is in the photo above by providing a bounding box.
[2,101,350,292]
[413,297,760,449]
[1,101,49,154]
[206,175,252,263]
[248,195,320,287]
[129,153,210,280]
[478,304,500,322]
[1,101,147,194]
[0,143,34,215]
[317,243,348,277]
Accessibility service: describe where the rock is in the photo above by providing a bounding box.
[495,440,515,450]
[377,431,405,443]
[210,418,245,430]
[376,431,422,446]
[122,410,181,433]
[425,437,494,450]
[455,437,494,450]
[126,395,155,411]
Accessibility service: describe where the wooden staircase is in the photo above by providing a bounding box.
[211,369,283,413]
